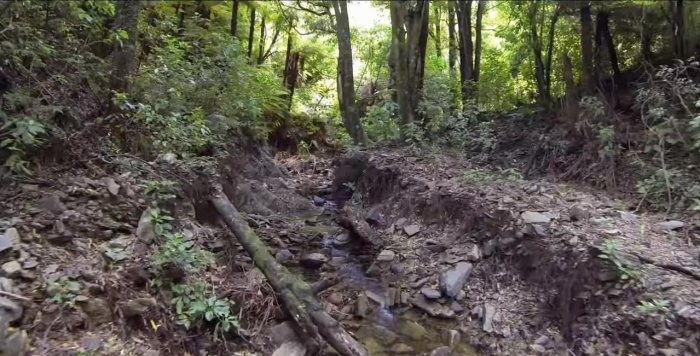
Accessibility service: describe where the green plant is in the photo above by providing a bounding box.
[362,102,400,142]
[171,281,238,339]
[297,141,311,159]
[46,276,82,308]
[143,179,178,204]
[597,126,616,158]
[598,240,640,281]
[152,232,213,273]
[148,208,174,237]
[637,298,670,314]
[0,113,47,173]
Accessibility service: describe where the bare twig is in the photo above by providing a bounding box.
[0,290,32,301]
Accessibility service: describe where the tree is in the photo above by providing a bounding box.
[456,0,474,105]
[247,6,256,58]
[389,0,430,128]
[580,1,595,95]
[331,0,367,145]
[594,11,621,86]
[670,0,685,58]
[111,0,144,95]
[231,0,240,36]
[447,1,458,106]
[474,0,485,83]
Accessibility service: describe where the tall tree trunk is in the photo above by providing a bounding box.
[282,26,298,111]
[247,7,256,58]
[562,53,578,123]
[456,0,474,106]
[257,16,266,64]
[671,0,685,58]
[196,0,210,20]
[111,0,144,95]
[433,6,442,59]
[596,11,621,85]
[474,0,485,83]
[230,0,240,37]
[544,6,560,100]
[641,29,653,62]
[579,2,595,95]
[177,2,186,36]
[391,1,430,128]
[529,3,547,104]
[332,0,367,145]
[447,1,458,107]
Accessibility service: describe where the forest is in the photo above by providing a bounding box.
[0,0,699,355]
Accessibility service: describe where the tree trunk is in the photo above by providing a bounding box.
[447,1,458,107]
[210,190,369,356]
[230,0,240,37]
[596,11,621,86]
[177,2,186,36]
[332,0,367,145]
[247,7,256,59]
[529,3,547,104]
[110,0,144,95]
[390,1,430,129]
[196,0,210,20]
[257,16,266,65]
[456,0,474,106]
[641,29,653,62]
[282,26,298,111]
[545,6,560,101]
[562,53,578,123]
[579,2,595,95]
[474,0,485,83]
[671,0,685,58]
[433,6,442,59]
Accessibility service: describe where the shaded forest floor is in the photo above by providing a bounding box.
[0,137,698,355]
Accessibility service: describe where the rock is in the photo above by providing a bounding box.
[443,329,460,349]
[569,205,590,221]
[81,335,103,352]
[40,195,66,215]
[597,269,618,282]
[530,344,547,353]
[656,221,684,232]
[365,290,386,306]
[482,303,496,333]
[390,262,404,274]
[410,276,430,289]
[333,232,351,246]
[365,206,383,227]
[3,329,29,355]
[439,262,473,298]
[376,249,396,262]
[363,323,398,345]
[450,301,465,314]
[0,277,14,293]
[410,294,455,319]
[466,244,481,262]
[403,224,421,236]
[0,228,20,252]
[1,261,22,278]
[430,346,453,356]
[421,287,442,300]
[534,335,550,346]
[395,218,408,228]
[481,239,497,257]
[355,292,369,318]
[135,209,156,243]
[81,298,112,324]
[327,293,344,305]
[566,236,579,246]
[121,297,157,317]
[0,296,23,322]
[300,253,328,268]
[658,348,681,356]
[272,341,306,356]
[521,211,551,224]
[105,178,120,196]
[275,249,293,263]
[22,259,38,269]
[159,152,177,164]
[312,196,325,206]
[390,343,414,354]
[269,321,297,346]
[124,266,150,287]
[399,320,426,340]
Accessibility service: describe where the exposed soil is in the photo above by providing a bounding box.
[0,144,699,356]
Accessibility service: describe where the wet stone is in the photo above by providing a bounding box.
[450,301,465,314]
[390,343,414,354]
[421,287,442,300]
[300,253,328,268]
[355,292,369,318]
[0,296,23,323]
[275,249,293,263]
[430,346,453,356]
[312,196,325,206]
[333,232,351,246]
[443,329,460,349]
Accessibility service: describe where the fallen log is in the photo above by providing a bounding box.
[210,188,368,356]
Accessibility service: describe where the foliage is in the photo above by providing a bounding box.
[142,179,178,204]
[598,240,640,281]
[46,276,82,308]
[149,208,175,237]
[171,281,238,339]
[0,111,47,173]
[637,298,670,315]
[362,102,400,142]
[153,232,213,273]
